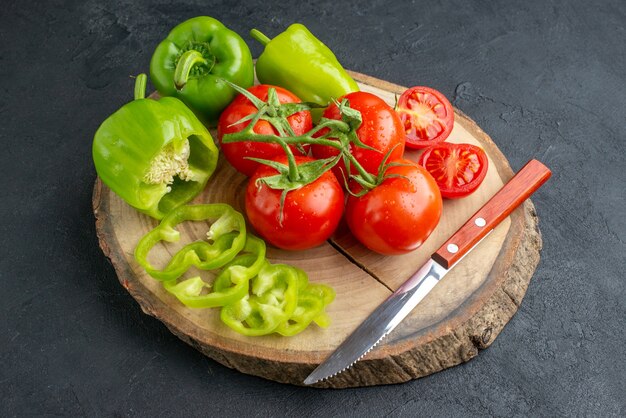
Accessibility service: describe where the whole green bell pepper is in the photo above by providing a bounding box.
[93,74,218,219]
[251,23,359,119]
[150,16,254,126]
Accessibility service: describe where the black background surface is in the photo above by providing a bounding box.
[2,0,625,416]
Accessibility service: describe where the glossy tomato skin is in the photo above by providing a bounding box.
[396,86,454,149]
[245,156,345,251]
[218,85,312,177]
[418,142,489,198]
[346,159,442,255]
[311,91,405,182]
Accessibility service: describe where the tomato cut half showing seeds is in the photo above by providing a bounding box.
[417,142,489,199]
[396,86,454,149]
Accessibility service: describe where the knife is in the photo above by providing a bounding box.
[304,159,551,385]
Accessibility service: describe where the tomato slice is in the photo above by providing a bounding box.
[417,142,488,199]
[396,86,454,149]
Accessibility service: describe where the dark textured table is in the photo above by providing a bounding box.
[2,0,625,416]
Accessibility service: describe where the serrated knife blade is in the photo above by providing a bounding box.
[304,159,551,385]
[303,258,447,385]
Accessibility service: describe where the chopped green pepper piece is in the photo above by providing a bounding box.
[276,268,335,336]
[93,74,219,219]
[134,204,246,281]
[163,235,267,308]
[220,263,300,336]
[150,16,254,126]
[133,203,336,337]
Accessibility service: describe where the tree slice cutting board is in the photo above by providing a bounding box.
[93,71,543,388]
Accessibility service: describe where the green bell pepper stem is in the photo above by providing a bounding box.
[134,73,147,100]
[174,50,208,90]
[163,235,267,308]
[220,263,300,336]
[249,29,271,46]
[134,204,247,281]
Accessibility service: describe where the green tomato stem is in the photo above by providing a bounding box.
[222,129,332,149]
[222,122,375,185]
[342,147,376,185]
[281,141,299,182]
[174,50,207,90]
[134,73,147,100]
[250,29,271,47]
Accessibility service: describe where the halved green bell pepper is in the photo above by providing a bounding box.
[93,74,218,219]
[150,16,254,126]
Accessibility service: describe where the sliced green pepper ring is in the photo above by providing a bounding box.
[134,204,246,281]
[220,263,300,336]
[163,235,267,308]
[276,268,336,336]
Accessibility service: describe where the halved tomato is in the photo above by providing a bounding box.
[417,142,488,199]
[396,86,454,149]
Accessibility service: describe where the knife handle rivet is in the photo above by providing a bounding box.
[447,244,459,254]
[475,217,486,227]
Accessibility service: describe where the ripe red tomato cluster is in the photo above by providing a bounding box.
[218,85,486,255]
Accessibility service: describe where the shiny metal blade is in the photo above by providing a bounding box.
[303,258,448,385]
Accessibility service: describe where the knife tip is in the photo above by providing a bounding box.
[304,369,334,385]
[303,375,320,385]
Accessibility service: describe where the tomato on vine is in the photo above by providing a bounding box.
[345,159,442,255]
[217,84,312,177]
[311,91,405,182]
[219,82,443,254]
[245,155,345,251]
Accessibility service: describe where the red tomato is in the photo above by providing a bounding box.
[418,142,489,198]
[396,86,454,149]
[345,159,442,255]
[245,155,345,251]
[217,85,312,177]
[311,91,405,182]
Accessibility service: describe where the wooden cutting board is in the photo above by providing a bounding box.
[93,71,542,388]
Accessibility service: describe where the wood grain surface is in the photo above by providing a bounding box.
[93,71,543,388]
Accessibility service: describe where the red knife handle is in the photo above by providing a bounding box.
[432,159,551,269]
